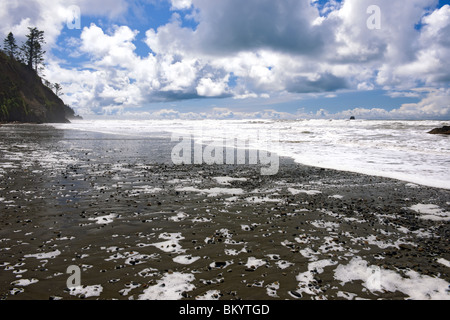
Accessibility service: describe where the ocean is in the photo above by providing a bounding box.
[52,119,450,190]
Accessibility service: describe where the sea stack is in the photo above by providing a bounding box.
[428,126,450,135]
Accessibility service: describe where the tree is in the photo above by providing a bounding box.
[43,79,54,90]
[3,32,18,59]
[53,83,63,97]
[21,27,46,73]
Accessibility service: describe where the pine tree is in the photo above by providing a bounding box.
[21,27,46,73]
[3,32,18,59]
[53,83,63,97]
[43,79,54,90]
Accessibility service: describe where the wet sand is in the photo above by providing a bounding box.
[0,124,449,300]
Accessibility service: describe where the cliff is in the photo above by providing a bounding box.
[0,51,78,123]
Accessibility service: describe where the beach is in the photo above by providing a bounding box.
[0,123,449,300]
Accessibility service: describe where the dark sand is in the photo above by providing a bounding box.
[0,124,449,300]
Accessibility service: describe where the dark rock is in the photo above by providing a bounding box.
[214,261,227,268]
[428,126,450,135]
[289,290,302,298]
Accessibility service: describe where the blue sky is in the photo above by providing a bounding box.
[1,0,450,119]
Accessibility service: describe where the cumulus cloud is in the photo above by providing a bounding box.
[196,77,230,97]
[391,5,450,86]
[100,107,300,121]
[142,0,449,99]
[79,86,450,121]
[1,0,449,119]
[298,88,450,120]
[0,0,129,46]
[80,24,139,67]
[170,0,192,10]
[191,0,328,56]
[392,88,450,118]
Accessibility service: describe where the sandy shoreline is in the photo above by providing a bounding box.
[0,124,449,300]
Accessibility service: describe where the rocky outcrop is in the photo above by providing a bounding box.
[0,51,78,123]
[428,126,450,135]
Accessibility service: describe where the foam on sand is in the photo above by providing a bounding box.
[213,177,247,185]
[133,186,163,194]
[437,258,450,268]
[266,281,280,298]
[245,257,266,270]
[173,255,201,265]
[11,278,39,286]
[195,290,221,300]
[24,250,61,259]
[409,204,450,221]
[68,285,103,298]
[334,257,450,300]
[176,186,244,197]
[139,272,195,300]
[288,188,322,196]
[89,213,117,224]
[293,259,337,297]
[329,194,344,199]
[169,212,189,222]
[245,196,283,203]
[150,233,186,254]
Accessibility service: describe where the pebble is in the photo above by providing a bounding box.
[289,291,302,299]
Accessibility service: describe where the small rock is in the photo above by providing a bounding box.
[214,261,227,268]
[428,126,450,135]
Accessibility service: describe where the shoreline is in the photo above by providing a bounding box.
[0,124,449,300]
[48,119,450,191]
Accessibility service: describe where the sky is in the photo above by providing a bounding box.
[1,0,449,120]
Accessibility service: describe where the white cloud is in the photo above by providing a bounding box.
[2,0,449,119]
[170,0,193,10]
[79,86,450,120]
[142,0,448,98]
[303,88,450,120]
[144,13,197,55]
[196,77,229,97]
[391,5,450,85]
[392,88,450,118]
[0,0,129,47]
[159,56,199,92]
[190,0,326,55]
[80,24,138,66]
